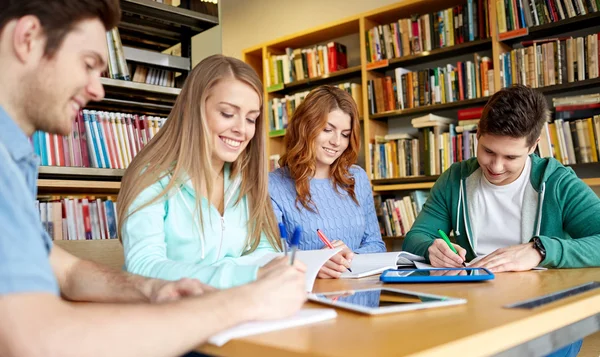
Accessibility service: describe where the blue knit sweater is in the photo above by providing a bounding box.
[269,165,385,253]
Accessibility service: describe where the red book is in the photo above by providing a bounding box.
[81,198,92,240]
[77,112,91,167]
[56,133,65,166]
[48,133,56,166]
[458,106,484,120]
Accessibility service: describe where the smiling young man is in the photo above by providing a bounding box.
[403,85,600,356]
[404,84,600,272]
[0,1,307,357]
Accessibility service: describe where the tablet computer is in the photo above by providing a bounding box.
[307,287,466,315]
[379,267,494,283]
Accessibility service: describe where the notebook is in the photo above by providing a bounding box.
[242,248,342,291]
[414,256,547,270]
[208,308,337,346]
[340,251,425,278]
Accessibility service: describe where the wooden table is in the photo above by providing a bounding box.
[198,268,600,357]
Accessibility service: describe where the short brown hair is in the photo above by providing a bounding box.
[0,0,121,57]
[478,84,550,147]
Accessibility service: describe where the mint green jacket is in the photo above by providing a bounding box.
[403,155,600,268]
[121,164,276,289]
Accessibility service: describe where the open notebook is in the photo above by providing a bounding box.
[414,255,547,270]
[340,251,425,278]
[208,308,337,346]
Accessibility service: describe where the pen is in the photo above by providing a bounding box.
[317,229,352,273]
[278,222,288,256]
[437,229,466,267]
[289,226,301,265]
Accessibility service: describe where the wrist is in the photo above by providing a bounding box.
[530,237,546,263]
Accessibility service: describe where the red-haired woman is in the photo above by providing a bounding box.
[269,85,385,279]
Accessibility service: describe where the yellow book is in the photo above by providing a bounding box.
[548,123,562,164]
[587,118,598,162]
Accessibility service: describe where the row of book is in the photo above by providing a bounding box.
[131,64,177,87]
[268,82,363,133]
[374,191,429,237]
[369,110,482,179]
[367,55,492,115]
[536,93,600,164]
[37,197,118,241]
[32,110,166,168]
[366,0,490,63]
[497,0,600,33]
[264,42,348,89]
[499,35,600,89]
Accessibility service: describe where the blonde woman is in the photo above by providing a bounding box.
[118,55,291,289]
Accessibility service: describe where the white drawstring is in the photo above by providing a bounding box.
[535,182,546,236]
[456,180,463,236]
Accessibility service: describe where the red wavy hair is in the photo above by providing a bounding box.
[279,85,361,212]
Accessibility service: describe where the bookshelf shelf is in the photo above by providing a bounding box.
[583,178,600,186]
[382,235,405,240]
[500,11,600,46]
[37,179,120,194]
[119,0,219,51]
[267,66,362,95]
[370,96,490,120]
[123,46,191,72]
[88,98,173,116]
[537,78,600,96]
[372,181,435,192]
[38,166,125,180]
[369,39,493,71]
[371,175,440,185]
[100,77,181,96]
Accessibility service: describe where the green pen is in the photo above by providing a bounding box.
[437,229,466,267]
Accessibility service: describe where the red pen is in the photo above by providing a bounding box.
[316,229,352,272]
[316,229,335,249]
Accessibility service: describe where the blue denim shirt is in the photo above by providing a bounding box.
[0,106,59,295]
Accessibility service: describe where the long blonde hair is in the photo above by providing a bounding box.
[117,54,280,254]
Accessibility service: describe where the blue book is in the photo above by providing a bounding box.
[83,110,101,168]
[104,200,117,239]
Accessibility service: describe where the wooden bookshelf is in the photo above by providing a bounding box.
[245,0,600,207]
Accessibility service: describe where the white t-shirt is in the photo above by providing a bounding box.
[470,158,532,256]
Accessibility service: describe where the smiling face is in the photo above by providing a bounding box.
[476,134,537,186]
[21,18,107,136]
[314,108,352,177]
[205,77,260,171]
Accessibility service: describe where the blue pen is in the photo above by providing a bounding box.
[289,226,301,265]
[278,222,288,256]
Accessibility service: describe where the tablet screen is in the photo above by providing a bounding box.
[313,289,445,308]
[385,268,491,278]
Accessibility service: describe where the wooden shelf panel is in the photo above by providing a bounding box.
[266,18,359,50]
[37,179,120,195]
[382,235,405,240]
[368,39,492,71]
[120,0,218,51]
[372,175,440,186]
[268,66,362,95]
[500,12,600,46]
[38,166,125,179]
[583,178,600,186]
[370,96,490,120]
[269,129,286,138]
[373,181,435,192]
[54,239,124,270]
[538,78,600,96]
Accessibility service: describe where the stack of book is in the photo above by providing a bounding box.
[374,191,430,237]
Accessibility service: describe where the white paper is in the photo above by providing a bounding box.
[246,248,342,291]
[208,308,337,347]
[340,251,425,279]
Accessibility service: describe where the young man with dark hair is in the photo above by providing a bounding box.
[0,1,306,356]
[404,84,600,356]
